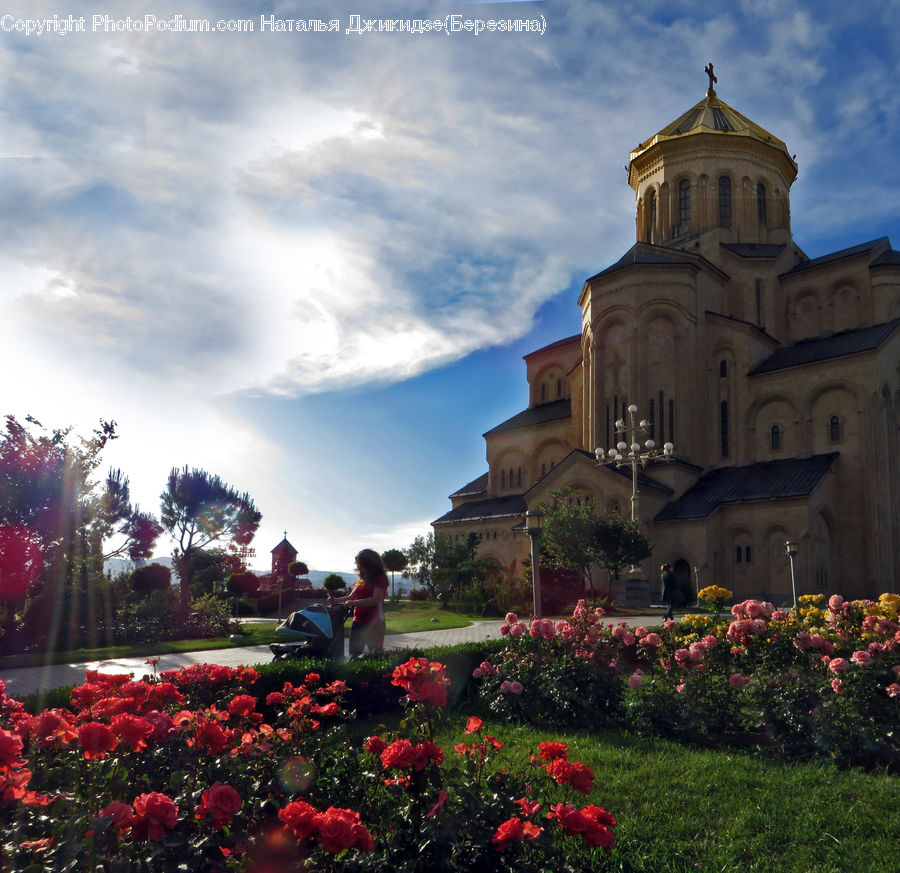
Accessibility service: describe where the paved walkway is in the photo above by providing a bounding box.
[0,615,663,700]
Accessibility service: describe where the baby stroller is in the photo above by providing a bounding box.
[269,603,348,661]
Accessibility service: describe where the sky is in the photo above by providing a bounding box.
[2,0,900,573]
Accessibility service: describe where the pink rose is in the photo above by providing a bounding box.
[641,632,662,647]
[828,594,844,611]
[828,658,849,674]
[505,613,518,624]
[509,681,523,695]
[851,650,872,667]
[729,674,750,689]
[886,683,900,698]
[628,672,643,690]
[510,622,526,637]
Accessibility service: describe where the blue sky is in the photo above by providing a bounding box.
[2,0,899,572]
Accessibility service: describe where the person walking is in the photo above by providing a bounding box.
[660,563,677,621]
[328,549,389,658]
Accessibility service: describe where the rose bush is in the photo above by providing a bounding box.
[0,657,619,872]
[473,595,900,768]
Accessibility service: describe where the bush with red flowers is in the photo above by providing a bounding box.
[0,658,619,872]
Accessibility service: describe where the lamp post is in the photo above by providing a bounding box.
[785,541,799,614]
[594,404,674,523]
[525,509,544,619]
[594,404,673,605]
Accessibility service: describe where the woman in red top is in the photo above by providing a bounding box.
[329,549,389,657]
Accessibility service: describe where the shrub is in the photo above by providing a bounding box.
[130,563,172,594]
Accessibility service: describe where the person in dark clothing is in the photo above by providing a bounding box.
[660,563,677,621]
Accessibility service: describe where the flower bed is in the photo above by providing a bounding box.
[473,595,900,769]
[1,657,619,871]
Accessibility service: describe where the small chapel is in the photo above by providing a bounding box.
[433,66,900,601]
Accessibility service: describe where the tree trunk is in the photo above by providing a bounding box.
[176,552,192,616]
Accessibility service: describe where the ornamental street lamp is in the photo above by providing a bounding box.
[525,509,544,619]
[594,404,674,523]
[786,541,799,614]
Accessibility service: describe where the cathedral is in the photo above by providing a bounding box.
[433,68,900,602]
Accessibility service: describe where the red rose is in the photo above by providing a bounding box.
[364,735,387,755]
[97,801,134,832]
[111,713,155,752]
[582,823,615,850]
[227,694,257,717]
[195,782,242,829]
[77,722,117,760]
[194,721,232,754]
[33,709,77,749]
[492,817,541,849]
[548,803,591,835]
[464,716,483,734]
[0,729,24,768]
[316,806,373,853]
[537,741,568,761]
[381,739,415,770]
[279,799,319,841]
[130,792,178,839]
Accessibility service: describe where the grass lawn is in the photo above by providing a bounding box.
[0,601,487,670]
[433,716,900,873]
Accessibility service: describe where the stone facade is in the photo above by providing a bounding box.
[433,81,900,603]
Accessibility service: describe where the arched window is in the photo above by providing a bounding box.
[501,470,506,489]
[556,379,562,397]
[540,383,546,402]
[770,424,781,451]
[720,400,729,457]
[508,468,514,487]
[647,190,657,242]
[757,183,766,223]
[829,415,841,442]
[678,179,691,228]
[718,176,731,227]
[719,359,727,378]
[735,546,742,564]
[541,462,546,477]
[517,467,523,487]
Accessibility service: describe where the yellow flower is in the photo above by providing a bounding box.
[698,585,732,605]
[798,593,825,605]
[878,592,900,618]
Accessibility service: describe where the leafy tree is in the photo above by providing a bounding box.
[226,570,259,596]
[323,573,347,593]
[188,548,242,596]
[130,563,171,595]
[160,467,261,613]
[289,561,309,579]
[402,532,480,599]
[594,510,653,595]
[0,414,162,649]
[539,488,652,597]
[539,489,605,592]
[381,548,407,596]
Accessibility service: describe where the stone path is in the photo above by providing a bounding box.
[0,615,662,699]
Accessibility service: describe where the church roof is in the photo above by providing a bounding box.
[432,494,527,525]
[749,317,900,375]
[871,248,900,267]
[630,85,795,168]
[449,473,488,498]
[721,243,786,259]
[271,537,298,555]
[524,334,581,359]
[484,398,571,436]
[782,238,889,275]
[655,453,839,521]
[587,244,703,281]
